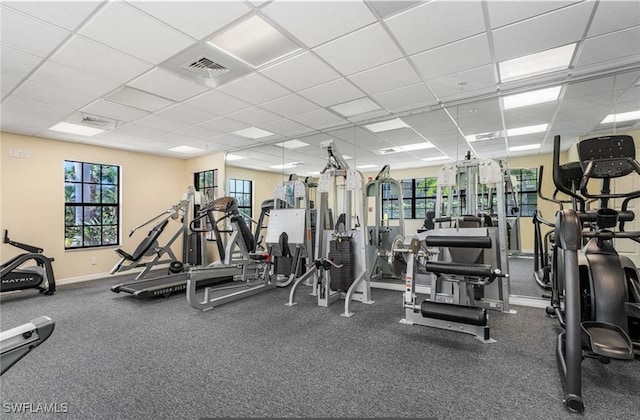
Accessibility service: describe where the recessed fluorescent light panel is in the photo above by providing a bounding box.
[499,43,575,82]
[208,15,300,68]
[269,161,302,169]
[106,87,174,112]
[225,154,245,161]
[356,164,378,169]
[330,97,381,117]
[169,145,204,154]
[275,139,309,149]
[364,118,408,133]
[600,110,640,124]
[502,86,562,110]
[343,155,354,160]
[509,144,540,152]
[379,142,435,154]
[49,122,104,136]
[232,127,275,139]
[422,155,450,162]
[506,124,548,137]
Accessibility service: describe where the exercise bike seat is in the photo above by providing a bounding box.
[581,321,634,360]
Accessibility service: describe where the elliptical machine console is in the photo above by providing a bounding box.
[1,230,55,295]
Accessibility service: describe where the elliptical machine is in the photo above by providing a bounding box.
[1,231,55,295]
[550,134,640,413]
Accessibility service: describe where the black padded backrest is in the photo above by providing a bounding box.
[129,219,168,261]
[423,211,435,230]
[451,216,484,264]
[577,135,636,178]
[206,196,238,213]
[231,214,256,253]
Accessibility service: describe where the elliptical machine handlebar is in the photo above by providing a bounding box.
[553,135,586,212]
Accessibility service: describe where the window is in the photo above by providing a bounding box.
[194,169,218,202]
[510,168,537,216]
[382,177,438,219]
[64,161,120,249]
[228,178,252,221]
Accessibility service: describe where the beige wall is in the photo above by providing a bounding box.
[1,132,188,281]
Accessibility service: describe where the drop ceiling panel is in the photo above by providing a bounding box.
[385,0,486,55]
[50,36,153,83]
[184,90,251,115]
[366,1,422,18]
[134,115,190,132]
[492,2,594,61]
[376,128,424,145]
[327,126,379,143]
[12,80,94,110]
[372,82,437,113]
[289,109,348,130]
[2,96,73,126]
[259,118,312,137]
[588,1,640,37]
[106,87,174,112]
[261,51,340,91]
[218,73,290,105]
[313,23,403,76]
[199,117,250,133]
[507,133,547,147]
[261,0,377,48]
[174,125,224,140]
[30,61,120,97]
[1,47,43,78]
[110,124,166,139]
[427,65,497,101]
[81,100,149,122]
[299,78,364,107]
[129,68,210,101]
[1,74,21,99]
[403,109,452,127]
[260,94,319,117]
[129,1,252,40]
[78,2,193,64]
[575,26,640,68]
[3,1,103,31]
[155,104,215,125]
[227,107,281,126]
[0,6,70,57]
[348,59,422,96]
[486,1,580,29]
[503,102,558,122]
[411,34,492,80]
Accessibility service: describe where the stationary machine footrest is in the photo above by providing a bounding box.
[581,321,633,360]
[420,301,487,326]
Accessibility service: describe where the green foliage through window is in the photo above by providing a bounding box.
[64,160,120,249]
[229,178,252,222]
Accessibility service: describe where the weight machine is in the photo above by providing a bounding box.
[286,140,374,317]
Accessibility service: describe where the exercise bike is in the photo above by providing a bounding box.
[549,135,640,413]
[1,230,55,295]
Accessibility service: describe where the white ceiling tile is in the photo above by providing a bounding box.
[261,51,340,91]
[106,87,174,112]
[134,115,190,132]
[427,65,497,101]
[1,96,73,126]
[372,83,437,113]
[3,1,103,31]
[0,6,69,57]
[261,0,376,48]
[290,109,347,130]
[411,34,492,80]
[199,117,250,133]
[156,132,204,146]
[0,122,40,136]
[492,2,595,61]
[227,107,281,126]
[503,102,558,122]
[128,68,210,101]
[155,104,216,125]
[385,0,486,55]
[81,100,149,122]
[299,78,364,107]
[218,73,290,104]
[1,74,21,99]
[260,94,319,117]
[1,47,42,78]
[174,125,224,140]
[110,124,166,139]
[348,59,421,96]
[576,26,640,68]
[50,36,152,83]
[314,24,403,76]
[78,2,193,64]
[12,80,94,110]
[184,90,250,114]
[366,1,422,18]
[486,1,581,29]
[130,1,251,40]
[30,61,120,97]
[588,1,640,37]
[259,118,312,137]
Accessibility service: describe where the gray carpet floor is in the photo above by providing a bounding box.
[1,268,638,419]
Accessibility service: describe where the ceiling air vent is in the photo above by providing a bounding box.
[80,116,110,127]
[475,133,496,141]
[380,148,398,155]
[184,57,230,79]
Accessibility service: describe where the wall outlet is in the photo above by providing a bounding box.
[90,257,98,265]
